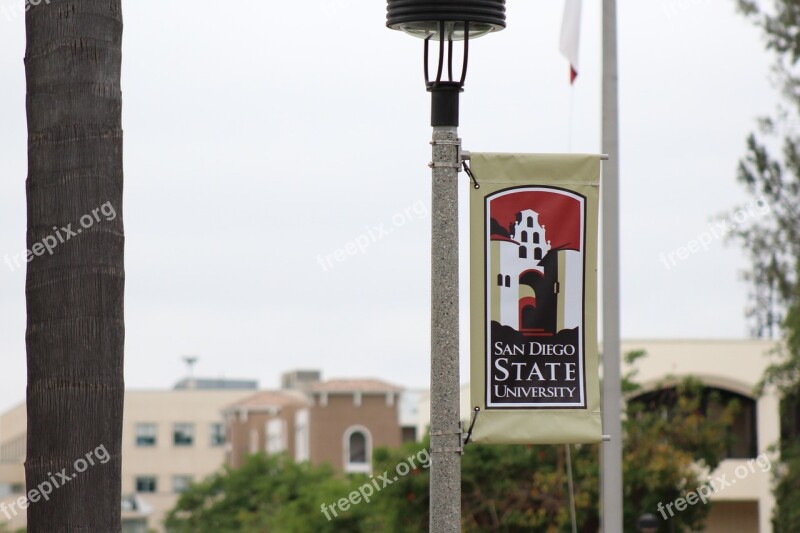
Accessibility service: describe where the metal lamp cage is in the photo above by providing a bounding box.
[386,0,506,40]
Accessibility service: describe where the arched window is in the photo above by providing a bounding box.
[497,274,503,286]
[519,247,527,259]
[534,248,542,261]
[521,231,528,242]
[343,426,372,473]
[504,275,510,287]
[349,432,366,463]
[630,386,758,459]
[533,232,540,244]
[527,216,533,227]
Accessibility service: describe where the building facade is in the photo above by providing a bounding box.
[0,372,415,532]
[224,374,407,474]
[620,339,778,533]
[0,381,256,533]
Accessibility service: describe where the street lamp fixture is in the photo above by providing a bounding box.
[385,2,505,532]
[386,0,505,40]
[387,0,506,126]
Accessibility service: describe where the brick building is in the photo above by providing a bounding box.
[224,371,407,473]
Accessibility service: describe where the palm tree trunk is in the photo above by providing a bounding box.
[24,1,124,531]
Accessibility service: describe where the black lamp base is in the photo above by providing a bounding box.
[428,81,463,128]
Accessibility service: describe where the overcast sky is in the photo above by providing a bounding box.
[0,0,778,411]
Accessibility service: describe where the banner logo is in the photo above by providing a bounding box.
[485,187,586,409]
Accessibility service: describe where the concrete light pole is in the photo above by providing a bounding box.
[429,122,462,533]
[385,3,506,531]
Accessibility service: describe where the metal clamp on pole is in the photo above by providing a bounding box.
[430,138,462,170]
[429,428,463,436]
[430,446,464,454]
[430,424,464,455]
[430,139,462,147]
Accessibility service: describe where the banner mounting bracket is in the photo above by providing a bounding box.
[430,423,465,455]
[429,138,463,170]
[462,407,481,446]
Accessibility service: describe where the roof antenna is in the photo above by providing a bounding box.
[182,355,199,388]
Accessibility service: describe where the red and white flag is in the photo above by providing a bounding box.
[559,0,583,84]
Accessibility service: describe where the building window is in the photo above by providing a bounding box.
[519,247,527,259]
[135,423,157,447]
[521,231,528,242]
[210,423,225,447]
[631,386,758,459]
[527,216,533,227]
[343,426,372,473]
[295,410,310,462]
[504,275,511,287]
[266,419,287,455]
[173,423,195,447]
[350,432,366,462]
[135,476,157,494]
[173,475,193,494]
[533,232,540,244]
[497,274,503,286]
[0,435,26,463]
[534,247,542,261]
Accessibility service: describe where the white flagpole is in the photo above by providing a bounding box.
[601,0,623,531]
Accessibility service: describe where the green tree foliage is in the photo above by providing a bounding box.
[164,453,370,532]
[762,269,800,532]
[731,2,800,530]
[726,1,800,339]
[623,385,737,530]
[346,362,735,533]
[166,354,735,532]
[771,441,800,531]
[367,441,431,531]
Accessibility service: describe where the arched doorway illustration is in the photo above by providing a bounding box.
[518,267,557,336]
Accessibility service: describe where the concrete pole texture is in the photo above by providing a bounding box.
[601,0,624,530]
[429,125,462,533]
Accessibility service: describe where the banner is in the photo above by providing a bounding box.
[469,153,602,444]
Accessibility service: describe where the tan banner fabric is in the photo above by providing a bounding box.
[469,153,602,444]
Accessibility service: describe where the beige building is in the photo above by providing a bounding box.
[0,402,26,532]
[620,339,778,533]
[0,379,257,533]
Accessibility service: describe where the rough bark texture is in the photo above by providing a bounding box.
[24,1,124,531]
